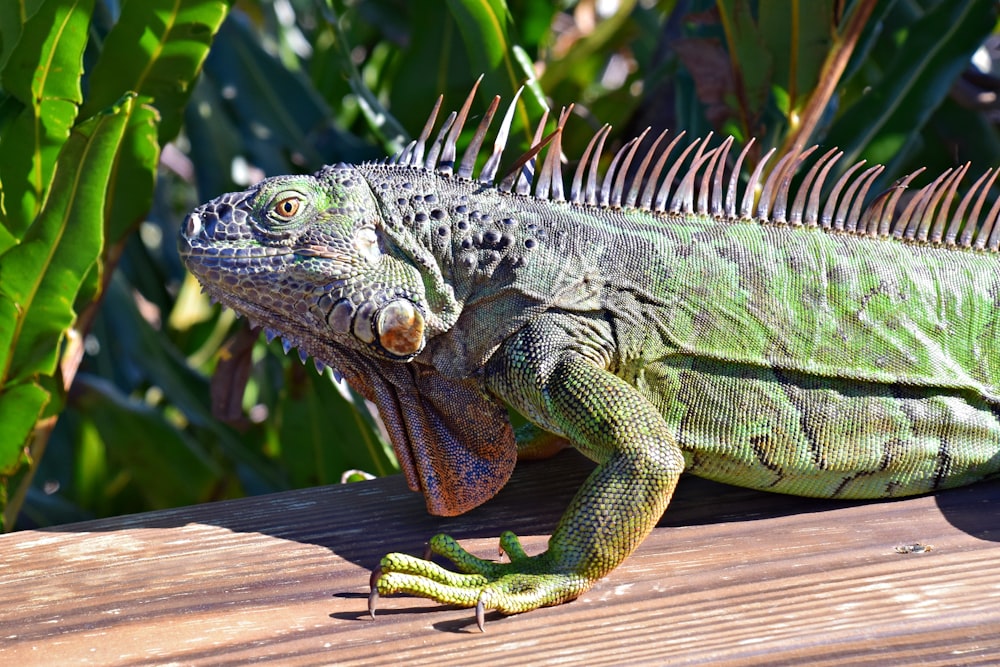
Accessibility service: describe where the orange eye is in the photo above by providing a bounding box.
[273,196,300,219]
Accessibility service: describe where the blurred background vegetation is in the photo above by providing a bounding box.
[0,0,997,529]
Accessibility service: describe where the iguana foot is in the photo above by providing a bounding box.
[369,531,592,630]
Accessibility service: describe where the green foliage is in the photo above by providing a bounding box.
[825,0,997,176]
[0,0,231,528]
[1,0,996,528]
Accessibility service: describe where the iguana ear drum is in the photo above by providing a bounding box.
[376,299,425,358]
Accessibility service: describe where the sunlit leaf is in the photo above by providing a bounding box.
[0,0,47,70]
[80,0,230,144]
[104,99,161,244]
[0,0,92,237]
[0,381,48,473]
[0,93,133,388]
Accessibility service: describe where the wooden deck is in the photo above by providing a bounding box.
[2,449,999,666]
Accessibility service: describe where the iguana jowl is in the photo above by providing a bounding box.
[179,81,1000,628]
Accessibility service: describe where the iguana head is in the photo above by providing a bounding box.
[179,163,517,517]
[179,163,428,361]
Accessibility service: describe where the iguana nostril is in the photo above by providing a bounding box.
[185,212,202,238]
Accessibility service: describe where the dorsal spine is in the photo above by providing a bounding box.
[384,80,1000,251]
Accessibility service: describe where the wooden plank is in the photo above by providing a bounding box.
[2,450,999,666]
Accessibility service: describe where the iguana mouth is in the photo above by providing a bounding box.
[180,210,360,271]
[179,211,294,259]
[179,243,293,261]
[296,245,354,263]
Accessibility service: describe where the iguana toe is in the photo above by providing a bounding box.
[370,532,594,624]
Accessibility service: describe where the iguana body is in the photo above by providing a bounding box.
[179,84,1000,627]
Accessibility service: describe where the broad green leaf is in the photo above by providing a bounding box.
[93,276,285,494]
[0,381,49,473]
[182,75,254,200]
[716,0,773,127]
[0,0,47,71]
[74,374,221,508]
[277,364,394,487]
[80,0,230,144]
[0,94,131,388]
[69,98,161,316]
[104,98,161,244]
[201,16,329,173]
[759,0,835,115]
[1,99,77,237]
[0,224,14,260]
[0,93,24,250]
[0,0,92,238]
[1,0,88,103]
[825,0,995,180]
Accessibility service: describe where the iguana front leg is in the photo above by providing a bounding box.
[371,338,684,626]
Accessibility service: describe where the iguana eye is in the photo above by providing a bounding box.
[252,188,310,241]
[272,196,301,219]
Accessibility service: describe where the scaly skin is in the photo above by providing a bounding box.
[179,106,1000,626]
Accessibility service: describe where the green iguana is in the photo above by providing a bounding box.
[179,81,1000,630]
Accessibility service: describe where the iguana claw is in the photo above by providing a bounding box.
[368,566,382,619]
[476,597,486,632]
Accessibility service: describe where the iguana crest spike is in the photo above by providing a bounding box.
[387,85,999,250]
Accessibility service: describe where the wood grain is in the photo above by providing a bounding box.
[2,450,999,666]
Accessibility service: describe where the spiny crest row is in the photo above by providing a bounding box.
[387,77,1000,251]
